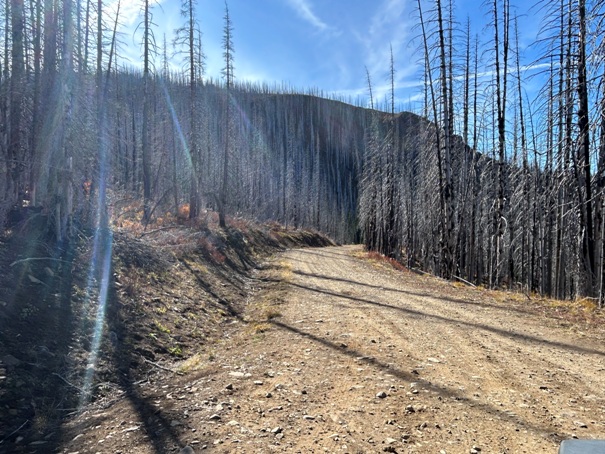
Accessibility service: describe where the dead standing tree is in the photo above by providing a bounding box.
[219,0,234,228]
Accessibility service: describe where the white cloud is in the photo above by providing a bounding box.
[285,0,329,32]
[106,0,180,70]
[356,0,419,102]
[107,0,142,27]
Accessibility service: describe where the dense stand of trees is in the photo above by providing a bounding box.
[0,0,367,243]
[360,0,605,303]
[2,0,605,303]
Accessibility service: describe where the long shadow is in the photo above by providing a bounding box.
[180,259,242,318]
[292,269,543,319]
[293,247,361,262]
[107,259,191,454]
[275,278,605,358]
[62,229,249,454]
[293,248,561,320]
[0,230,79,454]
[270,319,562,442]
[109,349,187,453]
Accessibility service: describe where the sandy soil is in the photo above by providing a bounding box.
[59,245,605,454]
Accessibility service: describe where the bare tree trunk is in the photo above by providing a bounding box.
[577,0,595,295]
[219,0,234,229]
[186,0,200,220]
[142,0,152,224]
[365,66,374,110]
[437,0,454,278]
[8,0,25,203]
[28,0,41,206]
[493,0,509,287]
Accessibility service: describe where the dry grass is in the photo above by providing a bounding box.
[184,258,208,274]
[576,297,599,312]
[488,288,530,304]
[177,353,206,373]
[483,286,605,328]
[366,251,408,272]
[250,322,272,334]
[227,216,252,233]
[279,259,293,281]
[261,307,281,320]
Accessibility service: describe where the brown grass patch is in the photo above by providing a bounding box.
[366,251,407,272]
[262,307,281,320]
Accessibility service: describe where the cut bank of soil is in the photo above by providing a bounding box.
[0,220,332,454]
[58,245,605,454]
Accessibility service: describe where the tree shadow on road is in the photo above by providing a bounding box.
[274,277,605,359]
[291,269,547,319]
[269,318,564,444]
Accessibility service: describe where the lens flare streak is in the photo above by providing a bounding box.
[79,228,113,407]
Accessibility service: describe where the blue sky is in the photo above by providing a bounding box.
[113,0,545,111]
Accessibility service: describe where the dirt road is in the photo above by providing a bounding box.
[62,245,605,453]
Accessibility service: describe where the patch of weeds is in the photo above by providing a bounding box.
[31,407,52,436]
[351,250,366,259]
[197,236,226,264]
[489,288,530,304]
[366,251,407,272]
[123,272,141,298]
[575,298,598,313]
[155,306,167,314]
[278,259,293,281]
[177,353,204,373]
[251,322,271,334]
[190,327,204,339]
[185,259,208,274]
[154,320,171,334]
[227,216,251,233]
[168,345,183,357]
[72,284,86,298]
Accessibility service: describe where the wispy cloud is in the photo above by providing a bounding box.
[107,0,179,69]
[356,0,419,104]
[107,0,141,28]
[467,62,554,82]
[285,0,329,32]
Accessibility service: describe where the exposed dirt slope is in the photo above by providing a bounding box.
[58,245,605,454]
[0,219,333,454]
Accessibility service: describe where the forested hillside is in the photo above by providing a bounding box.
[1,66,373,241]
[2,0,605,305]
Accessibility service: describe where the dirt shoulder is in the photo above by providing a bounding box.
[58,245,605,454]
